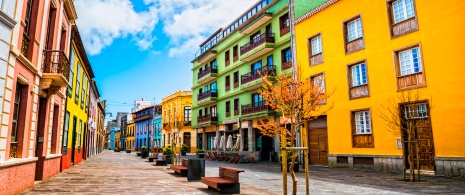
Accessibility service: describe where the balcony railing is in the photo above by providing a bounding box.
[241,65,276,85]
[240,33,275,55]
[198,66,218,80]
[42,50,71,81]
[280,26,290,36]
[282,61,292,70]
[198,113,218,123]
[198,89,218,101]
[241,101,272,115]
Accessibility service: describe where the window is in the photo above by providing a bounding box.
[10,83,24,158]
[62,111,70,147]
[199,109,203,117]
[281,47,292,63]
[210,59,217,70]
[233,99,239,115]
[210,106,217,117]
[354,111,371,134]
[351,63,367,87]
[210,82,217,92]
[81,74,86,108]
[392,0,415,24]
[404,103,428,119]
[311,73,325,94]
[233,71,239,88]
[184,106,191,122]
[252,93,263,106]
[279,13,290,36]
[67,49,75,96]
[226,101,231,117]
[251,31,261,43]
[347,18,363,42]
[395,46,425,90]
[75,63,81,103]
[399,47,422,76]
[233,45,238,60]
[78,120,82,147]
[225,75,230,91]
[225,50,230,65]
[311,36,322,56]
[251,60,262,75]
[387,0,418,37]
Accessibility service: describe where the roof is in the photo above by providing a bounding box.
[294,0,339,25]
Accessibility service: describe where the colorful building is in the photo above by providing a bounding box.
[126,116,135,150]
[294,0,465,176]
[88,80,100,157]
[61,25,95,170]
[161,91,194,152]
[153,109,162,148]
[191,0,291,160]
[134,106,156,150]
[96,100,106,153]
[0,0,77,193]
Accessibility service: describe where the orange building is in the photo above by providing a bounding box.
[294,0,465,176]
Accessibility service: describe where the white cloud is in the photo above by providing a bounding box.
[76,0,258,57]
[75,0,158,55]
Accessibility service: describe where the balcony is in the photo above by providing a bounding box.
[280,26,290,36]
[39,50,71,94]
[240,33,275,62]
[240,65,276,91]
[197,89,218,105]
[197,49,218,64]
[282,61,293,71]
[241,101,277,120]
[391,17,418,38]
[198,66,218,84]
[197,113,219,126]
[241,12,273,34]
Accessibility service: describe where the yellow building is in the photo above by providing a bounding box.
[161,91,195,152]
[61,25,95,170]
[127,120,135,150]
[294,0,465,176]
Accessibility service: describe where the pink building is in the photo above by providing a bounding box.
[0,0,77,194]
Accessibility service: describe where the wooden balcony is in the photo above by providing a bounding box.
[349,84,369,99]
[198,66,218,84]
[197,89,218,105]
[310,53,323,66]
[391,17,418,38]
[282,61,292,70]
[197,49,218,64]
[241,12,273,34]
[240,33,275,62]
[280,26,290,36]
[397,72,426,91]
[197,113,218,124]
[40,50,71,95]
[242,101,271,115]
[240,65,276,91]
[346,38,365,54]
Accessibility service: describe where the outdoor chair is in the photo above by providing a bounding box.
[247,152,256,163]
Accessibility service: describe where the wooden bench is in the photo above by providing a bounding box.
[136,152,141,157]
[201,166,244,194]
[155,155,167,166]
[148,153,158,162]
[170,159,188,176]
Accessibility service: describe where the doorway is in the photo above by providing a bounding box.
[183,132,191,152]
[308,116,328,165]
[71,116,77,165]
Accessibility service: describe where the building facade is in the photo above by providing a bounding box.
[153,110,162,148]
[294,0,465,176]
[61,25,94,170]
[191,0,291,161]
[161,91,194,152]
[88,80,100,157]
[126,115,135,150]
[96,100,105,153]
[0,0,77,193]
[134,106,155,150]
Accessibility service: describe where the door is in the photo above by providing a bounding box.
[267,55,273,69]
[183,132,191,152]
[252,61,262,74]
[308,116,328,165]
[71,117,77,164]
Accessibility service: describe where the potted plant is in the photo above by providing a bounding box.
[163,144,173,164]
[181,144,188,156]
[114,147,120,152]
[279,150,300,172]
[141,146,149,158]
[126,147,131,153]
[196,148,205,158]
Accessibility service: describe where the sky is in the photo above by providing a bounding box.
[74,0,257,121]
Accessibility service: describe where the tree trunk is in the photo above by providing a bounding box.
[407,122,415,182]
[290,151,298,195]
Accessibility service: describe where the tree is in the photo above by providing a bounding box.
[163,114,188,166]
[255,68,333,195]
[377,90,433,182]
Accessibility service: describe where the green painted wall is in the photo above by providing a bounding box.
[191,0,291,128]
[294,0,328,19]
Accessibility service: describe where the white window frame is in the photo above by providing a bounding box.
[347,18,363,42]
[351,63,367,87]
[311,36,322,56]
[404,103,428,119]
[355,111,371,134]
[398,47,422,76]
[392,0,416,24]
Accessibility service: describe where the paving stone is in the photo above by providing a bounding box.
[19,151,465,195]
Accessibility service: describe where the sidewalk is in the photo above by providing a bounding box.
[20,151,465,194]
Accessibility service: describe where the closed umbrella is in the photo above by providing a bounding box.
[212,137,216,149]
[219,135,224,150]
[226,135,233,150]
[234,134,243,152]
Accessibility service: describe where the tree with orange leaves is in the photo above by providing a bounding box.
[255,67,333,195]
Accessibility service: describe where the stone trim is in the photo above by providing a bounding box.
[0,157,38,168]
[0,10,17,28]
[45,154,62,159]
[435,157,465,161]
[328,154,402,159]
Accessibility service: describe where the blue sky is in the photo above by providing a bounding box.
[74,0,256,121]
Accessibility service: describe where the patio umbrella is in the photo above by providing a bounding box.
[212,137,216,149]
[226,135,233,150]
[219,135,224,151]
[234,134,243,152]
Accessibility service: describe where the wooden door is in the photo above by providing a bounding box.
[308,116,328,165]
[416,119,435,170]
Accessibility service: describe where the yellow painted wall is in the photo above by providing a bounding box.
[161,91,196,152]
[65,41,92,148]
[127,122,135,149]
[295,0,465,157]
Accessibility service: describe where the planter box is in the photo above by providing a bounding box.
[197,153,205,158]
[181,151,187,156]
[126,150,131,153]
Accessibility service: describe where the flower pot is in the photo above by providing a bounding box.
[197,153,205,158]
[141,150,149,158]
[166,156,172,164]
[181,151,186,156]
[126,150,131,153]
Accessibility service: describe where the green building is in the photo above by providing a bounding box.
[191,0,291,161]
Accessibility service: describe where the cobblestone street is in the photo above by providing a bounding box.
[21,151,465,195]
